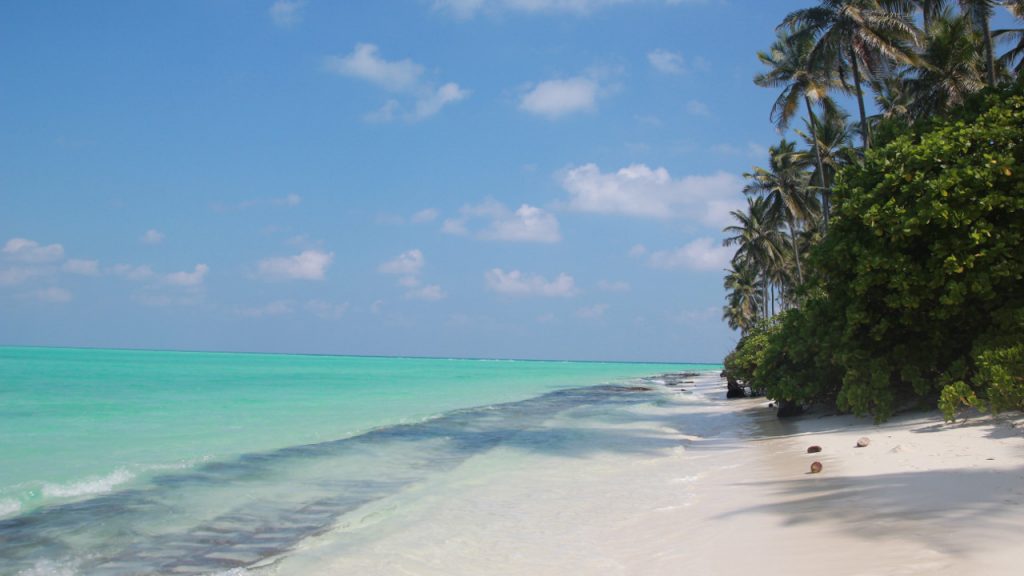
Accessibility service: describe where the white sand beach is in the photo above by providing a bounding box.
[268,373,1024,576]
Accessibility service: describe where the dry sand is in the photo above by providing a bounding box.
[268,374,1024,576]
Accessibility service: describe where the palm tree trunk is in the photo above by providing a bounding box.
[850,44,872,150]
[762,274,769,320]
[982,17,997,85]
[787,219,803,285]
[804,96,830,231]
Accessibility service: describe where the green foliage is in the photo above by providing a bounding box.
[750,85,1024,421]
[938,381,982,422]
[723,319,780,389]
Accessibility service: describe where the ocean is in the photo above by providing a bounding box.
[0,346,717,575]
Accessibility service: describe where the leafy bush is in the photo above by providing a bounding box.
[723,319,778,390]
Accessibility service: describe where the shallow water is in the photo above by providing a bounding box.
[0,347,714,575]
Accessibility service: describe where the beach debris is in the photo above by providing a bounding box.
[807,445,822,454]
[768,402,776,408]
[810,461,823,474]
[856,437,871,448]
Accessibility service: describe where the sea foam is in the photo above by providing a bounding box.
[42,469,135,499]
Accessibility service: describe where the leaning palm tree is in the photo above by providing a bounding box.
[743,140,819,286]
[795,100,856,226]
[782,0,924,149]
[905,11,986,118]
[994,1,1024,78]
[958,0,1000,84]
[754,29,838,230]
[723,196,787,320]
[723,262,763,334]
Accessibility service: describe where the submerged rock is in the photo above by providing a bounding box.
[725,375,746,399]
[856,437,871,448]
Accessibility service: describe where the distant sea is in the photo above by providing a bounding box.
[0,346,718,575]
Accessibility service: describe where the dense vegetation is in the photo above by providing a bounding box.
[722,0,1024,421]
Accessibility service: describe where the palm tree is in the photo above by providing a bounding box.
[795,103,856,225]
[913,0,950,28]
[994,1,1024,78]
[754,30,837,231]
[905,11,986,118]
[958,0,999,84]
[723,196,787,320]
[783,0,924,149]
[743,140,819,286]
[723,263,763,334]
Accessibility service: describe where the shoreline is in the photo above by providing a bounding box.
[270,373,1024,575]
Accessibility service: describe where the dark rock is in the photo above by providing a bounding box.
[806,445,822,454]
[776,400,804,418]
[725,375,746,399]
[809,461,823,474]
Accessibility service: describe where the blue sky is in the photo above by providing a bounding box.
[4,0,989,362]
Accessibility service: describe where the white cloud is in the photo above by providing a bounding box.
[443,200,560,243]
[576,303,608,318]
[378,249,425,276]
[686,99,710,116]
[30,287,72,303]
[237,300,294,318]
[306,299,350,319]
[405,284,446,301]
[326,43,468,121]
[269,0,305,27]
[110,264,154,281]
[647,49,686,74]
[2,238,64,263]
[165,264,209,287]
[63,259,99,276]
[411,208,439,223]
[141,229,164,244]
[282,193,302,206]
[628,244,648,257]
[0,267,43,286]
[485,268,577,298]
[597,279,631,292]
[411,83,470,121]
[258,250,333,280]
[647,237,733,271]
[325,43,424,92]
[434,0,685,18]
[560,163,743,226]
[519,77,599,119]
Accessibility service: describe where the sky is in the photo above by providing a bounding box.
[5,0,1007,363]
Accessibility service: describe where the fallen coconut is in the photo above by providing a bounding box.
[856,437,871,448]
[810,461,823,474]
[807,445,822,454]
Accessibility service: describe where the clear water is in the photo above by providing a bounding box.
[0,346,716,575]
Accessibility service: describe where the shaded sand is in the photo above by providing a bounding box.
[263,374,1024,576]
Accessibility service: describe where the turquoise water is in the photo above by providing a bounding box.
[0,346,715,574]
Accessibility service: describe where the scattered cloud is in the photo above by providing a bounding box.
[634,114,662,127]
[411,208,439,223]
[0,267,44,286]
[647,237,733,271]
[597,279,630,292]
[212,194,302,213]
[686,99,710,116]
[647,49,685,74]
[2,238,64,263]
[306,299,350,319]
[269,0,306,27]
[258,250,333,280]
[63,259,100,276]
[519,77,598,119]
[325,43,467,121]
[485,268,577,298]
[576,303,608,318]
[165,264,209,287]
[378,249,425,276]
[628,244,648,257]
[405,284,446,301]
[110,264,154,281]
[237,300,294,318]
[29,287,72,303]
[443,200,561,243]
[433,0,687,19]
[141,229,164,244]
[559,163,743,226]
